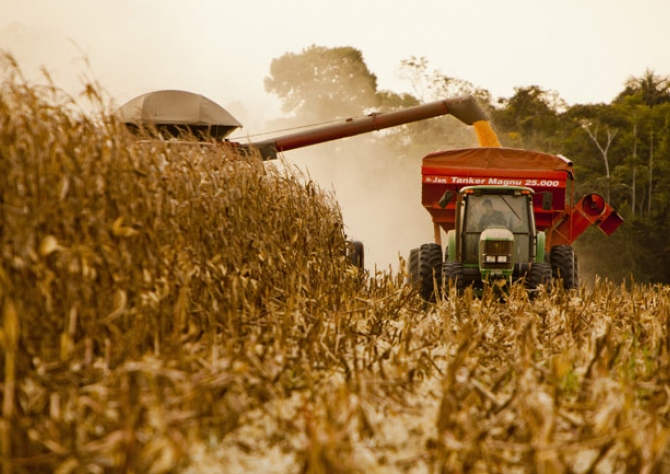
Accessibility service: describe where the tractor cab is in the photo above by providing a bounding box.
[446,186,547,290]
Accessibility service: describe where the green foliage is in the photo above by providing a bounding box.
[264,45,379,123]
[615,69,670,106]
[262,45,670,284]
[486,72,670,284]
[490,85,565,152]
[382,56,488,156]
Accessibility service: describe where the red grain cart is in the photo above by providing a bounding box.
[409,146,623,300]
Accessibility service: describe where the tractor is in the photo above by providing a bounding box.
[410,133,623,300]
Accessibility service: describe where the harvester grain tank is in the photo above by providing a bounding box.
[115,90,242,139]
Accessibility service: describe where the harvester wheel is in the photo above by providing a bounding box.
[526,262,552,291]
[550,245,579,290]
[346,240,365,270]
[442,261,465,292]
[418,243,443,302]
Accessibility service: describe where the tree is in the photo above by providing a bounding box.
[490,86,565,152]
[639,103,670,217]
[615,69,670,107]
[264,45,379,123]
[581,120,617,202]
[394,56,492,153]
[609,71,670,217]
[398,56,492,106]
[561,103,633,206]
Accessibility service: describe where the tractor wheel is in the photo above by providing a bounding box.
[526,262,552,291]
[442,261,465,293]
[550,245,579,290]
[418,243,443,302]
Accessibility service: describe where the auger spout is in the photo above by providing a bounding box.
[249,96,492,160]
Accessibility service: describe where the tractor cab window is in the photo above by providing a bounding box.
[465,195,529,233]
[462,194,531,264]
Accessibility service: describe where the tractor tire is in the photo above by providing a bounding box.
[418,243,443,302]
[550,245,579,290]
[442,261,466,293]
[526,262,552,291]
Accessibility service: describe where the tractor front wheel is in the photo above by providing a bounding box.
[526,262,552,292]
[442,260,465,293]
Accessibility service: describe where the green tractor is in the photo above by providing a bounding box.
[409,143,623,301]
[410,185,552,300]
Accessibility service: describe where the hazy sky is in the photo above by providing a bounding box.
[2,0,668,270]
[3,0,669,130]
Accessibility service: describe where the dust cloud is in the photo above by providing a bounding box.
[1,21,476,274]
[284,139,434,274]
[273,126,477,274]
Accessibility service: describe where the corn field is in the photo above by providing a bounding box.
[1,57,670,473]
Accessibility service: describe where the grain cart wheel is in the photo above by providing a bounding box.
[550,245,579,290]
[442,261,465,293]
[418,243,443,302]
[408,248,420,289]
[526,262,552,292]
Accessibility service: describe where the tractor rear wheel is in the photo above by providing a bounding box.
[526,262,552,291]
[550,245,579,290]
[418,243,443,302]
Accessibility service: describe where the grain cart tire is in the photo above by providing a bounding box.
[408,248,420,289]
[526,262,552,291]
[550,245,579,290]
[442,261,466,293]
[419,243,443,302]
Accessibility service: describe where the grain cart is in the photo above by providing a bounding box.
[411,144,624,300]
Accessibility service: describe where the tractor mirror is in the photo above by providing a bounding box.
[542,192,553,210]
[438,190,454,208]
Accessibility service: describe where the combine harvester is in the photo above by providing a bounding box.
[116,90,623,297]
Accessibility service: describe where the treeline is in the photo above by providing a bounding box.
[265,45,670,285]
[491,81,670,285]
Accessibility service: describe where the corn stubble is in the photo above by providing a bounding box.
[1,59,670,473]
